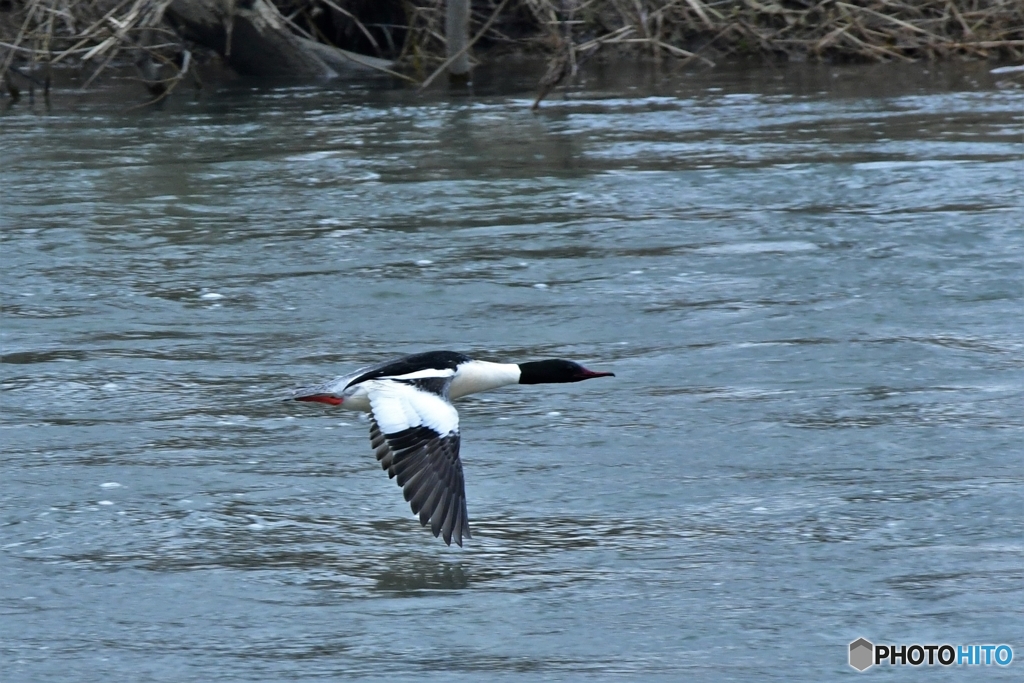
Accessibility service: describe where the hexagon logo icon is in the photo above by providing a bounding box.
[849,638,874,671]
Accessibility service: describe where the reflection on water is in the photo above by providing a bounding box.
[1,62,1022,681]
[373,561,470,593]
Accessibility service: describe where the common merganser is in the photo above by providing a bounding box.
[289,351,614,546]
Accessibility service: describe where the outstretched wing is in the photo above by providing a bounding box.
[363,378,471,546]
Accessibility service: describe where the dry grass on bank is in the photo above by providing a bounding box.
[2,0,1022,101]
[1,0,185,99]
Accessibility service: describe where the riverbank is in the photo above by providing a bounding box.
[2,0,1023,103]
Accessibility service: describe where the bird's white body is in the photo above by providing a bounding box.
[449,360,522,400]
[314,359,522,412]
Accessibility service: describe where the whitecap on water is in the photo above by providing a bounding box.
[284,150,339,162]
[697,241,819,255]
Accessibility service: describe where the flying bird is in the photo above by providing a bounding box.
[288,351,614,546]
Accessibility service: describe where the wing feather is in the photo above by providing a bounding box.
[430,487,451,538]
[440,488,458,546]
[409,474,438,513]
[417,483,443,527]
[363,380,470,546]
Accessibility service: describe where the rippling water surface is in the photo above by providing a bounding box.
[2,63,1022,681]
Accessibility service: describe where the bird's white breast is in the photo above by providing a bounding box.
[449,360,521,399]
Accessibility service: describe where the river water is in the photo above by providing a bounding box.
[2,62,1022,681]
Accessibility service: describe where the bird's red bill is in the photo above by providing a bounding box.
[295,395,343,405]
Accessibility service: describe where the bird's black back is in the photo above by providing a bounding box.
[346,351,471,389]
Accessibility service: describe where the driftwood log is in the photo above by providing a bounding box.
[165,0,392,78]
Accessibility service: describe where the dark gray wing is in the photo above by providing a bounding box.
[369,419,470,546]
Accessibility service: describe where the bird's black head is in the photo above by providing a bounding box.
[518,359,615,385]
